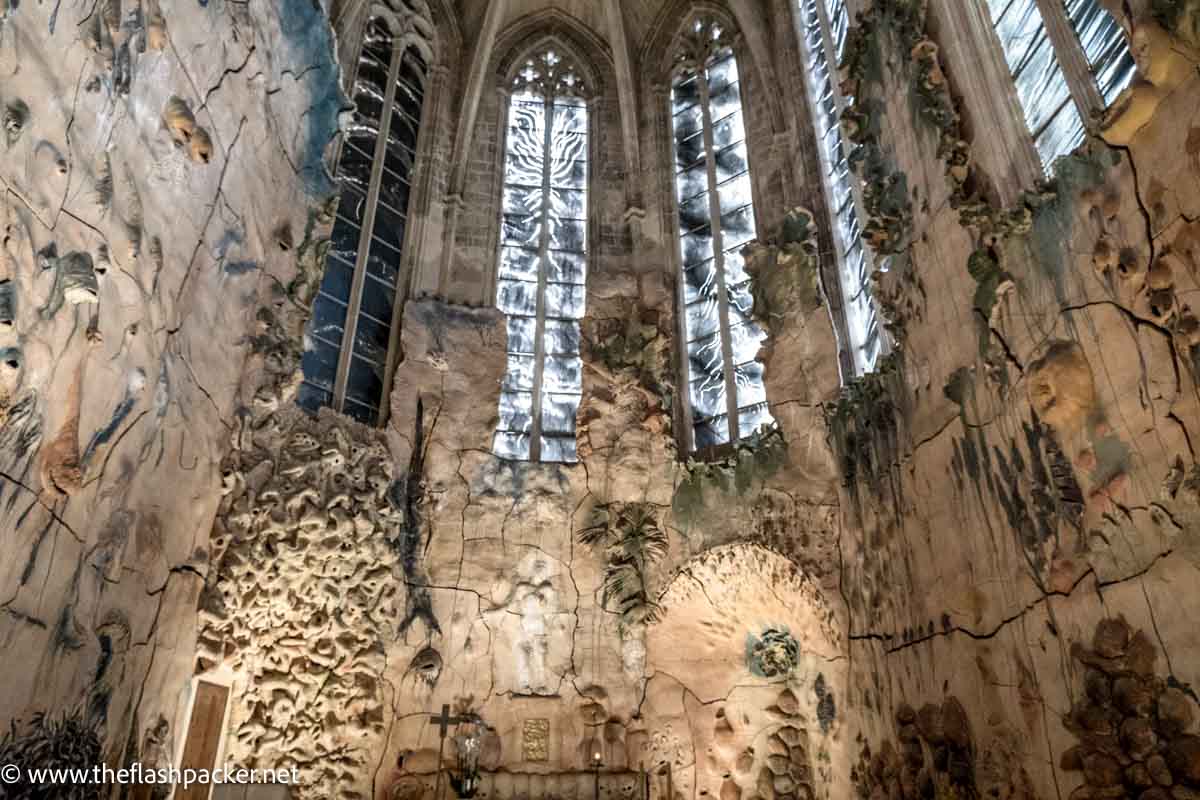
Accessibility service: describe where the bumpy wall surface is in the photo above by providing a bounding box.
[205,222,855,799]
[0,0,343,778]
[831,1,1200,798]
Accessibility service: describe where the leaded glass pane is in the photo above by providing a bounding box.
[735,362,769,408]
[493,60,589,463]
[507,317,537,354]
[497,279,539,316]
[499,246,540,282]
[797,0,880,375]
[729,322,766,365]
[300,16,427,419]
[498,391,534,432]
[493,431,531,460]
[543,356,582,393]
[352,310,390,363]
[686,299,722,341]
[540,436,577,463]
[549,218,586,252]
[671,42,773,448]
[689,372,727,420]
[503,354,537,391]
[543,320,581,355]
[310,293,348,346]
[346,354,384,408]
[302,337,341,392]
[1063,0,1135,105]
[713,143,749,184]
[710,111,745,150]
[541,391,581,433]
[737,403,773,438]
[986,0,1086,170]
[717,174,753,215]
[694,415,730,450]
[682,260,720,305]
[545,283,586,319]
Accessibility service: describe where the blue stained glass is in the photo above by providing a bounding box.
[300,16,427,419]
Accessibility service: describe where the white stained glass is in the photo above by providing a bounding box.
[493,83,588,463]
[1063,0,1136,105]
[798,0,881,375]
[986,0,1085,170]
[671,45,775,448]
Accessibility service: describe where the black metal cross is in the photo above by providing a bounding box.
[431,704,469,737]
[431,705,471,800]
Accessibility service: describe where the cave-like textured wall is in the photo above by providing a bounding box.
[0,0,343,780]
[832,1,1200,798]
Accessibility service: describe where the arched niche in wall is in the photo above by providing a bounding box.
[642,544,847,799]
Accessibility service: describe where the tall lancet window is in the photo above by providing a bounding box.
[797,0,880,375]
[671,18,774,451]
[493,48,589,463]
[299,14,429,425]
[985,0,1134,170]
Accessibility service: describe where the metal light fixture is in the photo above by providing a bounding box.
[449,714,487,799]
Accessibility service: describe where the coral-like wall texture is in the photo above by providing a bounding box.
[5,0,1200,799]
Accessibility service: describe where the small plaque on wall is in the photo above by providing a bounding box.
[523,718,550,761]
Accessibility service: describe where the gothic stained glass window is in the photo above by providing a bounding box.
[797,0,881,375]
[670,18,775,450]
[298,16,427,425]
[1062,0,1136,105]
[985,0,1133,171]
[493,48,589,463]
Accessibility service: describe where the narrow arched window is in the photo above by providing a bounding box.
[796,0,881,375]
[492,48,589,463]
[670,18,774,451]
[985,0,1135,170]
[299,14,430,425]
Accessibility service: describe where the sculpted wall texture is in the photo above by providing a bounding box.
[10,1,1200,799]
[365,226,851,799]
[0,0,343,781]
[828,1,1200,799]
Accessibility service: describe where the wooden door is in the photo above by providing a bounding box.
[175,680,230,800]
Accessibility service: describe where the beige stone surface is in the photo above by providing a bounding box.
[6,2,1200,800]
[0,0,343,784]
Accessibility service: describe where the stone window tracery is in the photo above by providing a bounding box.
[670,17,775,450]
[796,0,882,376]
[492,46,590,463]
[299,13,430,425]
[985,0,1135,170]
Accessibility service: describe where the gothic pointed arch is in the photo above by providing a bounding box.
[492,8,611,96]
[654,8,777,451]
[489,29,600,464]
[640,0,786,135]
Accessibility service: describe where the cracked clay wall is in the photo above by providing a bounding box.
[368,259,850,800]
[0,0,344,785]
[827,1,1200,798]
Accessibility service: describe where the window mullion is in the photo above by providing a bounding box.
[699,69,741,444]
[333,40,402,411]
[1035,0,1104,119]
[529,95,556,463]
